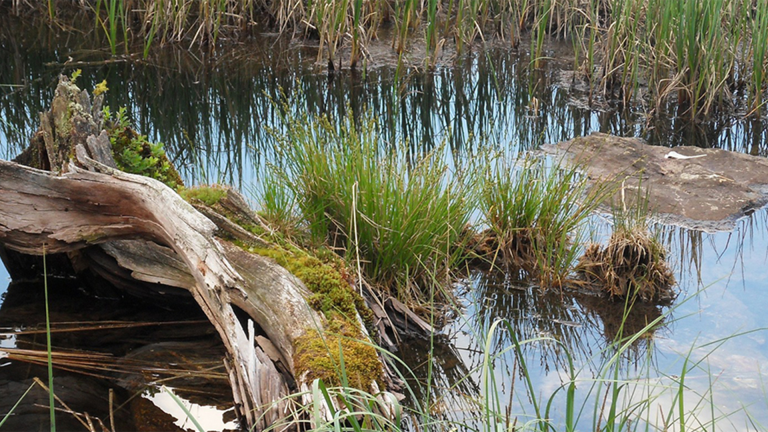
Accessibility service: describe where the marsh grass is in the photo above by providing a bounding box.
[0,382,36,428]
[576,185,676,302]
[266,103,474,303]
[43,249,56,431]
[477,154,610,289]
[21,0,768,118]
[750,0,768,116]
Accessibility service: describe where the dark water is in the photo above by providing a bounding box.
[2,9,768,430]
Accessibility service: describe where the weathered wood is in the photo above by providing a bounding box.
[0,151,283,426]
[0,75,396,430]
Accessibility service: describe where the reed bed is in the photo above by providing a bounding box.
[17,0,766,118]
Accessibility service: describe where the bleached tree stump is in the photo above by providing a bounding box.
[0,76,393,430]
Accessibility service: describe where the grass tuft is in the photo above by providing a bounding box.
[575,186,676,302]
[267,103,474,304]
[476,153,610,289]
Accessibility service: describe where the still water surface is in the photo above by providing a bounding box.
[1,14,768,430]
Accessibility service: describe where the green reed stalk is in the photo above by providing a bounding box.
[96,0,123,55]
[162,386,205,432]
[43,247,56,432]
[455,0,466,53]
[396,0,416,53]
[531,0,551,69]
[425,0,439,67]
[751,0,768,115]
[109,0,120,55]
[0,383,36,428]
[214,0,228,43]
[350,0,363,68]
[47,0,55,21]
[507,324,544,429]
[143,5,161,59]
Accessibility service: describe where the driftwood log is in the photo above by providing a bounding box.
[0,76,395,429]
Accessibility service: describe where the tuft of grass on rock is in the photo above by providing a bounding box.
[268,104,475,305]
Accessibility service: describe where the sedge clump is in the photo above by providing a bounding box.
[576,191,676,302]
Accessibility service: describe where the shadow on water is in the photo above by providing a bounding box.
[0,277,237,431]
[3,7,768,430]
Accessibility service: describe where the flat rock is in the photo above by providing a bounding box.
[543,133,768,231]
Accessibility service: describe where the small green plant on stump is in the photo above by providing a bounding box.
[103,106,183,190]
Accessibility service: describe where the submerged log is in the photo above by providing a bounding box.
[0,76,393,430]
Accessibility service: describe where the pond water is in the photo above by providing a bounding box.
[2,10,768,431]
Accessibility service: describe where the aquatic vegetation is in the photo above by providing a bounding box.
[477,154,609,289]
[577,231,675,302]
[267,105,474,304]
[11,0,767,118]
[576,187,676,302]
[575,0,763,119]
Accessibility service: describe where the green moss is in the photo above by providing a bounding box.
[247,244,382,389]
[251,247,372,325]
[294,322,384,390]
[180,185,228,207]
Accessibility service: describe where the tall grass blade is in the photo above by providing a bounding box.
[0,382,36,428]
[161,386,205,432]
[43,246,56,432]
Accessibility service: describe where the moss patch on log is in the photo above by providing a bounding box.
[294,320,383,390]
[250,246,373,326]
[180,185,229,207]
[247,245,382,389]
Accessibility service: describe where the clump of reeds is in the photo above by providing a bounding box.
[477,154,609,289]
[575,187,676,302]
[266,103,474,304]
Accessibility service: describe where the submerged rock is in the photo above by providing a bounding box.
[544,133,768,231]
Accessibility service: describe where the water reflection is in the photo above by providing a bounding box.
[3,9,768,430]
[3,10,768,189]
[394,267,672,429]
